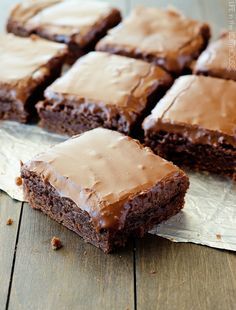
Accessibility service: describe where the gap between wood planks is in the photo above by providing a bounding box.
[5,202,24,310]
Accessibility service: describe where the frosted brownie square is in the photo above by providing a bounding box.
[7,0,121,63]
[143,75,236,180]
[21,128,189,253]
[36,51,172,135]
[195,32,236,81]
[0,34,67,122]
[96,7,210,75]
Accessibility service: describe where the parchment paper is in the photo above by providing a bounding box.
[0,121,235,251]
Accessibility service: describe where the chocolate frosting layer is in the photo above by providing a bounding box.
[96,6,210,74]
[24,128,182,231]
[0,34,67,104]
[44,51,172,113]
[143,75,236,147]
[8,0,120,47]
[0,34,66,82]
[194,32,236,81]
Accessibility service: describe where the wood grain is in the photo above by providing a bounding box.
[0,192,22,308]
[8,203,134,310]
[135,235,236,310]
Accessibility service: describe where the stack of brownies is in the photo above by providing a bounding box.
[1,0,235,253]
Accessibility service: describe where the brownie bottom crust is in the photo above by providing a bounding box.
[0,56,65,123]
[21,168,189,253]
[145,131,236,180]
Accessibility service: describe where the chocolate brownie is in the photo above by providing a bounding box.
[21,128,189,253]
[7,0,121,63]
[96,6,210,75]
[194,32,236,81]
[143,75,236,180]
[36,51,172,136]
[0,34,67,123]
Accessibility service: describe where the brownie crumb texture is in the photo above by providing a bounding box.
[51,236,62,250]
[6,218,13,225]
[15,176,23,186]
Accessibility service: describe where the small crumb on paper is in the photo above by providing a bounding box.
[216,234,222,241]
[6,218,13,225]
[15,176,22,186]
[51,237,62,250]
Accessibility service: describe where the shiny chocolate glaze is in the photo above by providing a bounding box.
[23,128,185,231]
[96,6,210,74]
[195,32,236,81]
[143,75,236,147]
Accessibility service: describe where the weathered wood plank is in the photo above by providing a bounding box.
[8,203,134,310]
[135,235,236,310]
[0,192,22,308]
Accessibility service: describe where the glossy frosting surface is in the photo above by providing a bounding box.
[96,6,209,72]
[45,51,170,110]
[25,128,180,230]
[143,75,236,140]
[195,32,236,80]
[9,0,119,40]
[29,1,110,26]
[0,34,66,82]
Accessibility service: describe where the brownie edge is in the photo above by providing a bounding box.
[21,168,189,253]
[143,75,236,180]
[20,128,189,253]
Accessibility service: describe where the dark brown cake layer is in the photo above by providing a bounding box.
[21,169,188,253]
[145,131,236,180]
[0,34,67,123]
[36,51,172,136]
[7,0,121,63]
[194,32,236,81]
[96,6,210,75]
[143,75,236,180]
[21,128,189,253]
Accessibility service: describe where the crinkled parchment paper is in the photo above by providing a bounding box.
[0,121,66,200]
[0,121,235,251]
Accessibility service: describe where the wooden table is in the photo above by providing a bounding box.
[1,1,235,309]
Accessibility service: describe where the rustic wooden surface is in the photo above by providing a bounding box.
[1,1,235,310]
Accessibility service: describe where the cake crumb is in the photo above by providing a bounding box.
[51,237,62,250]
[30,34,38,41]
[6,218,13,225]
[15,176,23,186]
[216,234,222,240]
